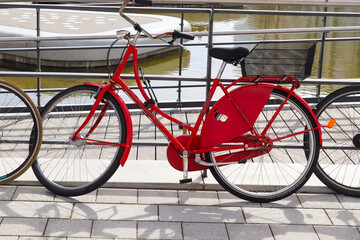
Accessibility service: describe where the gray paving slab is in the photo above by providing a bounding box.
[138,189,179,205]
[0,200,72,218]
[54,191,97,203]
[44,219,92,238]
[0,217,47,236]
[218,191,261,207]
[72,202,158,221]
[159,205,244,223]
[96,188,137,204]
[178,190,220,206]
[270,224,318,240]
[227,224,274,240]
[326,209,360,226]
[261,194,301,208]
[0,186,16,201]
[182,222,228,240]
[243,207,332,225]
[337,194,360,210]
[314,226,360,240]
[12,186,55,202]
[138,221,183,240]
[91,220,136,239]
[297,193,343,209]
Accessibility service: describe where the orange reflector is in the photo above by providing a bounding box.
[327,118,336,128]
[183,127,187,135]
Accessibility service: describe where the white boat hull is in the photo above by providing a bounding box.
[0,9,191,67]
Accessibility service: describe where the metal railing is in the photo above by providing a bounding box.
[0,1,360,108]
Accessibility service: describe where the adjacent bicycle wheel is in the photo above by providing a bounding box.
[0,80,42,184]
[32,85,127,196]
[315,85,360,197]
[206,87,320,203]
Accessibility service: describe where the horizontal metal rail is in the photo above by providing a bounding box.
[1,70,360,85]
[2,37,360,53]
[2,2,360,15]
[1,26,360,43]
[3,0,360,7]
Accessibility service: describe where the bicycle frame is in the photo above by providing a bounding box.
[71,31,322,169]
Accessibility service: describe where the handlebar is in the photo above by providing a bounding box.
[173,30,195,41]
[118,0,194,45]
[134,0,152,6]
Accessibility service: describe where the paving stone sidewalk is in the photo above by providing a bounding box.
[0,185,359,239]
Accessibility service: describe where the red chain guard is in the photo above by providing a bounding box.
[166,135,208,172]
[200,83,274,149]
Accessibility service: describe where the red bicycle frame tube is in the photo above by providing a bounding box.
[73,40,322,167]
[73,82,116,138]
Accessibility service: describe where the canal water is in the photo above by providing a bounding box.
[0,5,359,103]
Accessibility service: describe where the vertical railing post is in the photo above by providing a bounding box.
[177,6,184,108]
[36,5,41,107]
[316,6,328,98]
[205,7,214,96]
[202,7,214,179]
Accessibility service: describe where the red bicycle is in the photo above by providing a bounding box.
[32,0,330,202]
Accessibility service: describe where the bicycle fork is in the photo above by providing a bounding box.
[70,82,126,147]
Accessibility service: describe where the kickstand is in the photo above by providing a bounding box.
[180,150,192,184]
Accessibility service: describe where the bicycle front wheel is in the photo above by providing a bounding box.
[315,85,360,197]
[0,80,42,184]
[206,87,320,203]
[32,85,127,196]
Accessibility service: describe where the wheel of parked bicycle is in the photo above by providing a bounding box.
[0,80,42,184]
[205,87,320,203]
[315,85,360,197]
[32,85,127,196]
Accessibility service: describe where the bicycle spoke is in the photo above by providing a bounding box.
[207,88,319,202]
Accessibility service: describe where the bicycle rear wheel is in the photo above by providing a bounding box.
[206,87,320,202]
[0,80,42,184]
[32,85,127,196]
[315,85,360,197]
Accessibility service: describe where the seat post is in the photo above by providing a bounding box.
[216,61,227,79]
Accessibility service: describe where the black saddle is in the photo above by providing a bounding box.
[209,47,249,63]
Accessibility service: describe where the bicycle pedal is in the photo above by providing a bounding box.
[180,178,192,184]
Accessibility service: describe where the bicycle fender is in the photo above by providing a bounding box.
[201,83,274,148]
[275,85,322,146]
[83,82,133,166]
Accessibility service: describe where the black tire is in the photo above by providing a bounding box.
[315,85,360,197]
[32,85,127,196]
[0,80,42,184]
[206,88,320,203]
